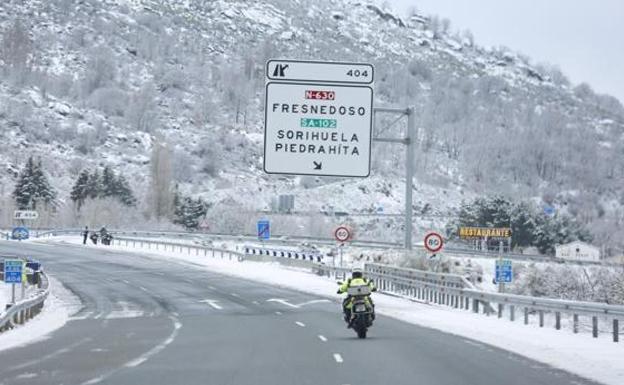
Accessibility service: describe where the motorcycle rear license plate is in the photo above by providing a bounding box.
[355,304,367,312]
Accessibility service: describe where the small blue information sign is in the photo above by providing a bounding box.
[495,259,513,283]
[257,220,270,240]
[11,227,29,241]
[4,259,23,284]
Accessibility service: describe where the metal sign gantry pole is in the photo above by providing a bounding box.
[372,106,416,250]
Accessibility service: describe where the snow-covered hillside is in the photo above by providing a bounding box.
[0,0,623,249]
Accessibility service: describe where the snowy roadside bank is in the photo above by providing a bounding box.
[39,236,624,385]
[0,275,81,352]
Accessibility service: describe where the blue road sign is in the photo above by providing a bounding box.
[11,226,29,240]
[495,259,513,283]
[257,220,270,240]
[4,259,23,284]
[544,205,555,216]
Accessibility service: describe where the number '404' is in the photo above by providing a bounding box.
[346,69,368,77]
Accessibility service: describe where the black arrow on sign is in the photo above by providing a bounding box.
[313,161,322,170]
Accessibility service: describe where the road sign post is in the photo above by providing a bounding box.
[4,259,23,305]
[424,232,444,254]
[257,220,270,241]
[334,226,352,268]
[495,256,513,293]
[11,227,29,241]
[13,210,39,220]
[264,60,374,177]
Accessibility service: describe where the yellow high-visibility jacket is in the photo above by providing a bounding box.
[338,277,376,294]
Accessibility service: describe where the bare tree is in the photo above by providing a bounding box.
[0,19,33,84]
[149,137,173,220]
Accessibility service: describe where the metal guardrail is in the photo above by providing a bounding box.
[112,237,246,262]
[35,229,623,342]
[0,272,49,332]
[318,263,623,342]
[30,228,618,267]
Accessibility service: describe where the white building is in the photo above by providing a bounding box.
[555,241,600,262]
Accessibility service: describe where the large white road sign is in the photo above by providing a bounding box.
[264,81,373,177]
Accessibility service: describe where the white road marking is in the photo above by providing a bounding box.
[275,311,283,315]
[15,373,37,379]
[295,321,306,327]
[252,300,260,305]
[230,293,240,297]
[69,312,93,321]
[333,353,344,363]
[296,299,331,307]
[122,279,130,284]
[199,299,223,310]
[124,318,182,368]
[139,286,149,292]
[83,375,105,385]
[318,335,328,342]
[208,286,216,290]
[7,337,92,371]
[267,298,331,308]
[93,312,104,320]
[266,298,299,308]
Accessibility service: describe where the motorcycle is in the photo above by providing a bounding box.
[338,282,375,339]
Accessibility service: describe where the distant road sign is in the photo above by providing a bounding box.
[459,227,512,239]
[544,206,555,217]
[334,226,351,243]
[424,232,444,253]
[266,59,374,84]
[3,259,23,284]
[495,259,513,283]
[11,227,29,240]
[13,210,38,220]
[257,220,270,241]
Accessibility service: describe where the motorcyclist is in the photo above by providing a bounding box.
[337,267,377,325]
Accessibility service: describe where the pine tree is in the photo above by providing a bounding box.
[13,157,37,209]
[101,166,116,198]
[12,156,56,210]
[114,173,137,206]
[85,169,101,199]
[173,190,208,230]
[70,169,90,209]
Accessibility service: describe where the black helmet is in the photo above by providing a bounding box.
[352,267,363,279]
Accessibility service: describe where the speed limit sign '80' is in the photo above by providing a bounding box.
[334,226,352,243]
[424,232,444,253]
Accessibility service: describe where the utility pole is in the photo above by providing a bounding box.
[373,106,416,250]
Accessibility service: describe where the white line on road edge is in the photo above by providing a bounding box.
[295,321,306,327]
[7,337,93,372]
[124,317,182,368]
[318,335,328,342]
[80,316,182,385]
[333,354,344,363]
[199,299,223,310]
